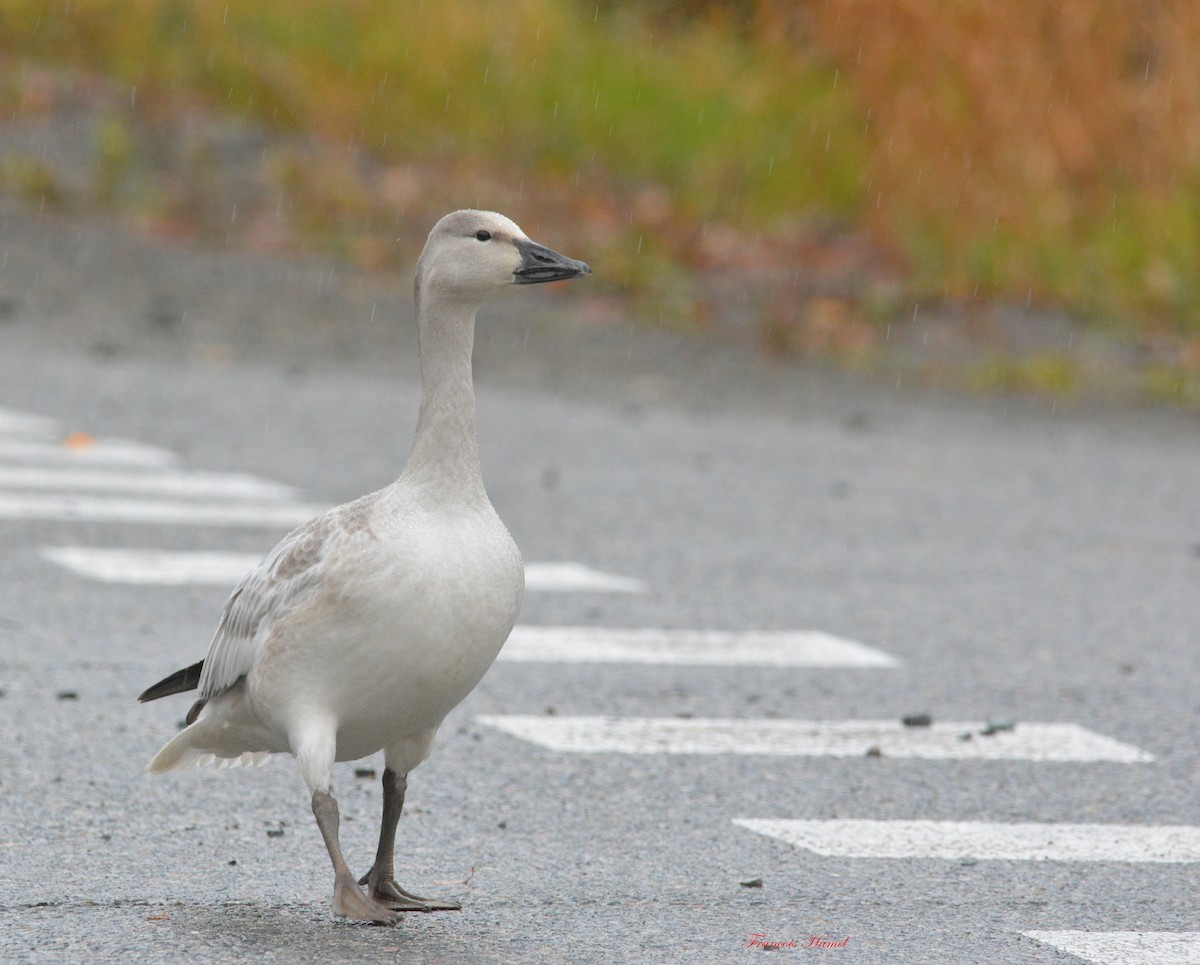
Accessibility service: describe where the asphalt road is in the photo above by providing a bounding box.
[1,204,1198,964]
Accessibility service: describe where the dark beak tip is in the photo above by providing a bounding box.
[513,237,591,284]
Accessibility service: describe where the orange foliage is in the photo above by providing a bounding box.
[810,0,1200,246]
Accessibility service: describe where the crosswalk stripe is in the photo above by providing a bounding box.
[0,466,299,500]
[42,548,259,584]
[733,819,1200,863]
[475,716,1151,761]
[40,547,644,592]
[0,493,322,527]
[522,562,646,593]
[0,438,178,467]
[1022,931,1200,964]
[495,627,897,667]
[0,407,58,437]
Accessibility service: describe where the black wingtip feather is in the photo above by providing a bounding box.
[138,660,205,703]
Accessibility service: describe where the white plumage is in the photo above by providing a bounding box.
[140,210,590,923]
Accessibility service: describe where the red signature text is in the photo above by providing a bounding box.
[742,933,850,950]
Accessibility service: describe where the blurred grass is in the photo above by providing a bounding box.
[1,0,1200,366]
[965,353,1081,396]
[0,1,860,223]
[0,0,872,337]
[815,0,1200,337]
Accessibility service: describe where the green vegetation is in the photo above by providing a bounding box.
[0,0,869,331]
[1,0,1199,398]
[966,354,1081,397]
[0,152,61,206]
[0,2,861,226]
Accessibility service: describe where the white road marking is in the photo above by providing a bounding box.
[0,413,641,590]
[40,547,645,593]
[0,438,178,467]
[732,819,1200,863]
[42,548,259,585]
[1022,931,1200,964]
[496,627,898,667]
[522,562,646,593]
[474,717,1151,762]
[0,493,322,527]
[0,408,58,437]
[0,466,298,500]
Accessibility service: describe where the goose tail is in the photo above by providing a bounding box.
[146,712,273,774]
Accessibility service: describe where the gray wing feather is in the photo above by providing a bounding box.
[196,516,331,700]
[194,490,382,701]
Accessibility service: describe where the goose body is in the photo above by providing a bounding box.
[149,488,522,773]
[139,210,590,923]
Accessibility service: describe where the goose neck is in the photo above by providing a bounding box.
[402,295,486,497]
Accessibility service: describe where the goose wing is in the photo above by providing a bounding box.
[197,514,334,701]
[198,491,382,700]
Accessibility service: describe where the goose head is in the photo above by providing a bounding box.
[415,209,591,305]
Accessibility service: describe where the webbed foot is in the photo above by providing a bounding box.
[357,869,462,912]
[333,872,402,924]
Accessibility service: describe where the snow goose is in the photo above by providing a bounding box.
[139,210,590,924]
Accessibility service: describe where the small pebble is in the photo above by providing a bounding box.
[980,720,1015,736]
[354,767,376,779]
[56,691,78,701]
[266,829,285,838]
[740,877,763,888]
[902,713,932,727]
[865,745,883,757]
[228,860,237,866]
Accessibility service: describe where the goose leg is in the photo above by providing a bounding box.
[357,768,461,912]
[311,789,400,924]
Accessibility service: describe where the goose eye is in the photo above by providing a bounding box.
[475,230,492,242]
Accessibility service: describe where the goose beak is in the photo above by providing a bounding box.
[512,237,591,284]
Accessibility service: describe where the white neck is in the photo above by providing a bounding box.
[400,289,487,500]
